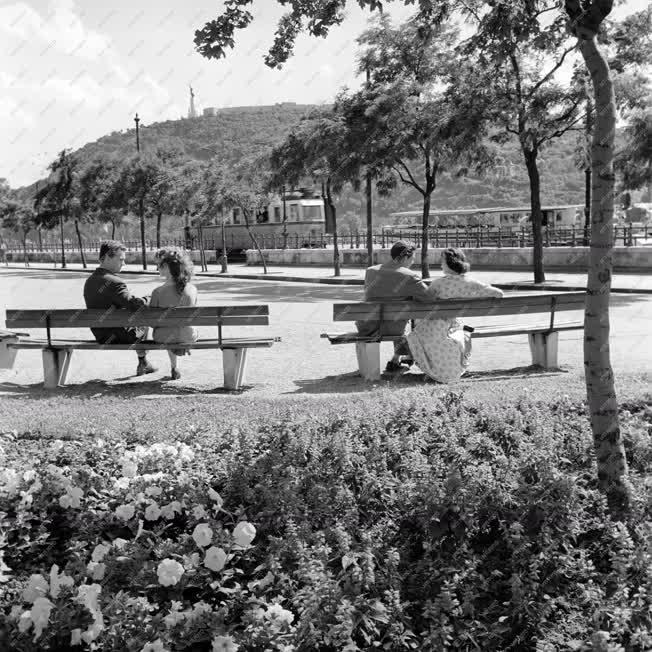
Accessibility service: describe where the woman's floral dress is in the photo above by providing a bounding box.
[407,273,503,383]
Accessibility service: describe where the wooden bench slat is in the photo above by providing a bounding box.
[321,321,584,344]
[6,306,270,329]
[333,292,585,322]
[8,337,279,351]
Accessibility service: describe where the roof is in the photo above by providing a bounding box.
[390,205,583,217]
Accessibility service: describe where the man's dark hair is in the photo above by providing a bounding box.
[390,241,415,260]
[99,240,126,260]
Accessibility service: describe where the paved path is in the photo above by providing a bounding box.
[1,268,650,398]
[4,260,652,291]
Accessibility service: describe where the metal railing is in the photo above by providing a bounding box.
[3,225,649,253]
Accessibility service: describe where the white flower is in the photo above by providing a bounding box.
[75,584,101,613]
[115,503,135,521]
[157,559,184,587]
[49,565,74,599]
[212,635,239,652]
[70,628,82,646]
[232,522,256,548]
[23,574,49,603]
[178,444,195,462]
[266,603,294,625]
[0,468,21,496]
[204,546,227,572]
[51,439,65,452]
[161,501,182,520]
[59,486,83,509]
[87,562,106,581]
[114,477,131,490]
[91,543,111,563]
[192,523,213,548]
[208,488,223,509]
[0,552,11,583]
[18,610,31,633]
[145,485,162,497]
[122,459,138,478]
[193,505,207,519]
[23,469,37,482]
[141,639,169,652]
[30,597,53,640]
[145,502,162,521]
[113,538,128,550]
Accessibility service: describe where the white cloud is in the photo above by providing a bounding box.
[0,0,112,61]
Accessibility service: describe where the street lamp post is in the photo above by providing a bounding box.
[134,113,140,153]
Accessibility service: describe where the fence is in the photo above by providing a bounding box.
[4,225,649,253]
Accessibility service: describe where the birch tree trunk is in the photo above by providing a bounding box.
[576,28,630,516]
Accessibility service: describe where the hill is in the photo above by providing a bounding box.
[14,103,589,231]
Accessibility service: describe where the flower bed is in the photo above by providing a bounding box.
[1,393,651,651]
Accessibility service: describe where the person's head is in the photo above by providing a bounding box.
[156,247,194,294]
[441,248,470,275]
[99,240,126,273]
[390,241,416,266]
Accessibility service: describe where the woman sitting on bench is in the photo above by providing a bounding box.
[407,248,503,383]
[151,248,198,380]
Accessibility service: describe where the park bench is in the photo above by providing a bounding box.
[321,291,585,381]
[0,306,280,390]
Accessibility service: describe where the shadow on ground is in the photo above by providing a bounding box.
[287,364,567,395]
[0,379,254,399]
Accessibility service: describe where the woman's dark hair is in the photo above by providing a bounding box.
[157,248,194,295]
[442,248,471,275]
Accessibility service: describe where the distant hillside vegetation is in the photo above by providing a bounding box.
[18,103,588,225]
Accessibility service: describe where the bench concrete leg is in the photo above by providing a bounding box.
[528,332,559,369]
[223,348,248,390]
[355,342,381,381]
[42,348,73,388]
[0,338,18,369]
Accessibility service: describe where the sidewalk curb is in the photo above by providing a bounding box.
[3,264,652,293]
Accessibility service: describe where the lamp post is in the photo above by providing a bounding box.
[134,113,140,153]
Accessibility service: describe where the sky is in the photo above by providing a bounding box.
[0,0,647,189]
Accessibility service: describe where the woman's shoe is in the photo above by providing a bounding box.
[170,369,181,380]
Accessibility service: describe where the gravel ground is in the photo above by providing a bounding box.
[1,268,650,402]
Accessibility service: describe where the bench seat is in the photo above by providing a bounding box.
[321,292,586,380]
[2,305,279,390]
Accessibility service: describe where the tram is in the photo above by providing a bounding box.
[199,188,326,252]
[387,205,583,231]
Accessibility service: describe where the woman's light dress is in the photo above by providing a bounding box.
[407,273,503,383]
[150,283,198,356]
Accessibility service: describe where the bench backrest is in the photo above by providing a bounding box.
[5,307,269,345]
[334,291,585,326]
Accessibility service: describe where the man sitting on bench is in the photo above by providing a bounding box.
[83,240,157,376]
[356,241,431,372]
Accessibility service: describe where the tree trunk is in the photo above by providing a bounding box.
[156,212,162,249]
[578,32,630,516]
[523,148,545,283]
[327,179,340,277]
[74,219,86,268]
[139,197,147,270]
[583,94,593,246]
[37,228,43,251]
[282,186,288,249]
[420,192,431,279]
[243,209,267,274]
[220,207,228,272]
[59,213,66,269]
[22,233,29,268]
[111,219,116,239]
[366,172,373,266]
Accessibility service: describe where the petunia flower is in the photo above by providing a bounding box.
[192,523,213,548]
[232,522,256,548]
[23,574,48,603]
[115,503,135,521]
[145,502,162,521]
[204,546,227,572]
[157,559,184,587]
[212,635,239,652]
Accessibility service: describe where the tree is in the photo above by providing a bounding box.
[565,0,630,516]
[197,160,230,272]
[348,16,491,277]
[269,110,361,276]
[221,158,272,274]
[117,154,164,269]
[34,150,86,268]
[469,1,585,283]
[1,200,37,267]
[170,160,205,250]
[616,108,652,194]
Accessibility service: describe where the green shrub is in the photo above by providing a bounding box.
[0,393,650,651]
